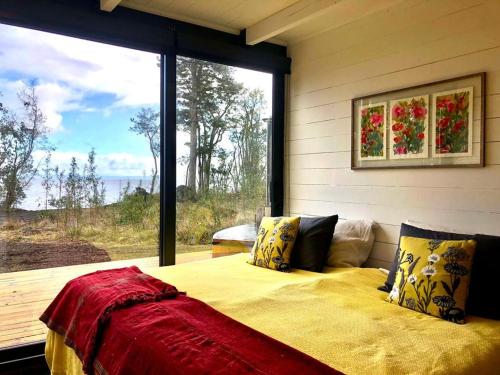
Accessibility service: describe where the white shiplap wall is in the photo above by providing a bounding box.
[285,0,500,269]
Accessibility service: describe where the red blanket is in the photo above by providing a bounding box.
[41,267,342,375]
[40,266,179,373]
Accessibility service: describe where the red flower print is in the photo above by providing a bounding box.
[440,145,450,153]
[436,135,445,146]
[392,123,404,132]
[402,128,411,136]
[438,117,450,129]
[447,101,456,113]
[393,136,402,143]
[360,105,385,158]
[453,120,465,133]
[411,105,427,119]
[417,132,425,140]
[370,112,383,126]
[395,146,407,155]
[457,95,466,110]
[436,98,450,109]
[392,104,405,119]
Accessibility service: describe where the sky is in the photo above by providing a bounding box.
[0,22,272,180]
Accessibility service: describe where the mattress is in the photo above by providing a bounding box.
[45,254,500,375]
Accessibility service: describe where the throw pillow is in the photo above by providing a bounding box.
[386,236,476,324]
[248,216,301,272]
[378,223,473,292]
[291,215,338,272]
[326,219,375,267]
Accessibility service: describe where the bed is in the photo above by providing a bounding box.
[44,253,500,375]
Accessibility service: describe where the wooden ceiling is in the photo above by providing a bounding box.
[116,0,404,45]
[120,0,298,35]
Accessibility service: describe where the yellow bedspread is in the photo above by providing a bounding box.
[46,254,500,375]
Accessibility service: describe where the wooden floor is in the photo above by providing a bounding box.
[0,251,212,349]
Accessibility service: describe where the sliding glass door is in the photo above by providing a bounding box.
[175,56,272,263]
[0,23,160,348]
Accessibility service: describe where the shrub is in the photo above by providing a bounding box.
[116,191,159,227]
[176,202,214,245]
[176,191,256,245]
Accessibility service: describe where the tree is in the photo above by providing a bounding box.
[40,150,54,210]
[130,108,160,195]
[0,83,47,210]
[177,57,243,193]
[99,180,106,207]
[65,157,84,228]
[231,89,267,200]
[177,57,202,190]
[84,148,104,209]
[0,101,9,172]
[49,166,65,211]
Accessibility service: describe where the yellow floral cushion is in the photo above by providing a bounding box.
[386,236,476,324]
[248,216,301,272]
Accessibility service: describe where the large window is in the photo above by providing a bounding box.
[175,57,272,262]
[0,6,285,353]
[0,23,160,348]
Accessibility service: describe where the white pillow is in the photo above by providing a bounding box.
[326,219,375,267]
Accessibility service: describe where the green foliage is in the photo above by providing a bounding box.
[66,226,82,239]
[0,83,47,210]
[230,89,268,200]
[116,189,159,228]
[40,150,54,210]
[84,148,104,208]
[130,108,160,194]
[177,57,244,192]
[39,209,57,222]
[176,191,256,245]
[176,202,214,245]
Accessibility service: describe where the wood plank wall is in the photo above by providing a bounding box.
[285,0,500,269]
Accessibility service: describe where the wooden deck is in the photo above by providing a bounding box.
[0,251,211,349]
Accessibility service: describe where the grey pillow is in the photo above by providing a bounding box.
[327,220,375,267]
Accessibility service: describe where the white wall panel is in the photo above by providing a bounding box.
[286,0,500,267]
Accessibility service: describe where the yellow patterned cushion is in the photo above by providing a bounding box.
[248,216,301,272]
[387,236,476,324]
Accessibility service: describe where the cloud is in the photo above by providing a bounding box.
[0,23,275,135]
[33,150,155,177]
[0,24,160,106]
[0,79,83,132]
[0,23,160,131]
[36,81,85,131]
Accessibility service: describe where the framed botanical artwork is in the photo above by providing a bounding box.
[432,87,473,158]
[389,95,429,159]
[351,72,484,169]
[358,102,387,160]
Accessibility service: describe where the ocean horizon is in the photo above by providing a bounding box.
[19,175,155,211]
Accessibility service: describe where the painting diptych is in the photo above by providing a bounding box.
[352,73,484,169]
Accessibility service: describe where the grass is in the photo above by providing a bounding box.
[0,192,261,267]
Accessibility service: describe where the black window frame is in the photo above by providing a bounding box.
[0,0,288,368]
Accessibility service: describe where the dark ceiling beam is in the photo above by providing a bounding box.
[0,0,290,73]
